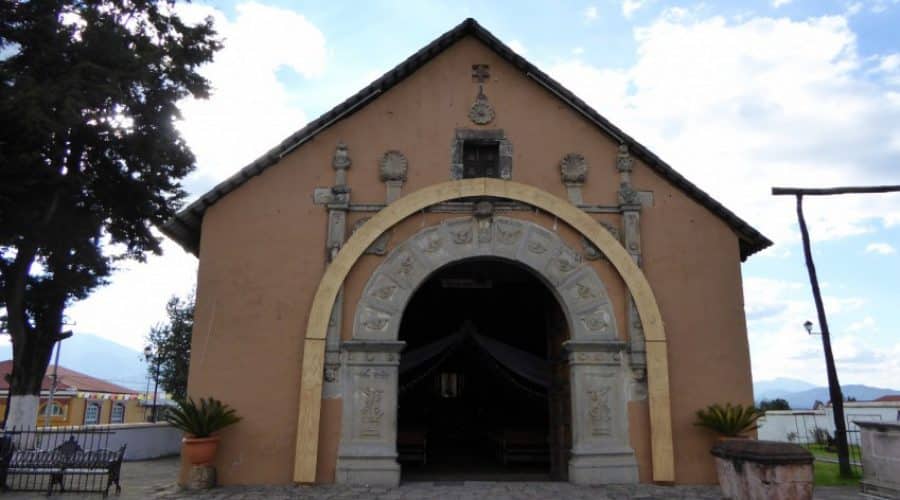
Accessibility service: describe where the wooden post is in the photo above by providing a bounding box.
[793,194,852,478]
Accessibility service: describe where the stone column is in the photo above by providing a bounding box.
[335,340,405,486]
[564,340,638,484]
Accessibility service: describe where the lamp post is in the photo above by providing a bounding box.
[43,330,73,427]
[144,345,162,423]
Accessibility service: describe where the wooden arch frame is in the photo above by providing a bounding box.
[293,178,674,483]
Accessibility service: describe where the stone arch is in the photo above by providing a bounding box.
[354,216,618,343]
[294,179,672,484]
[337,216,637,486]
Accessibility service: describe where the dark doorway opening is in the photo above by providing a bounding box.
[397,258,570,481]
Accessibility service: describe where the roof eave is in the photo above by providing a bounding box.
[160,17,772,259]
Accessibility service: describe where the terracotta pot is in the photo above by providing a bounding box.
[182,436,220,465]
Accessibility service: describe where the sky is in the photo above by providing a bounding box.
[27,0,900,388]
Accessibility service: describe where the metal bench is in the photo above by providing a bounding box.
[0,435,125,497]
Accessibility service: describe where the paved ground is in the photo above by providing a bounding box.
[1,457,861,499]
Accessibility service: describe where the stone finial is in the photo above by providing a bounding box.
[616,144,633,173]
[379,150,408,182]
[560,153,588,185]
[332,142,351,170]
[468,85,495,125]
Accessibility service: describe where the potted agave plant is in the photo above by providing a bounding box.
[695,403,764,439]
[165,397,241,465]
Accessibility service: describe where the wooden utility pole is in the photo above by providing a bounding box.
[772,184,900,478]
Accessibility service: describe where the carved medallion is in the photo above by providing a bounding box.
[422,235,443,253]
[370,285,397,301]
[468,85,495,125]
[363,317,389,332]
[496,226,522,245]
[581,311,610,333]
[560,153,588,184]
[379,150,408,182]
[452,227,473,245]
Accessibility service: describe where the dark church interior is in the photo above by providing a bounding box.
[397,259,570,480]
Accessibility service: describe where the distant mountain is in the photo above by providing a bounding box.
[754,378,900,409]
[0,334,149,391]
[754,378,818,401]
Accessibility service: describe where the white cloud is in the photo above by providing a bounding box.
[548,13,900,250]
[66,239,197,351]
[584,6,599,21]
[865,242,897,254]
[573,47,585,55]
[622,0,647,18]
[508,39,527,55]
[61,2,328,352]
[741,277,896,386]
[772,0,792,7]
[176,2,326,188]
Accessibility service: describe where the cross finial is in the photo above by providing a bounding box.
[472,64,490,83]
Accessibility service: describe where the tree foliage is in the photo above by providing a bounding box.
[759,398,792,411]
[147,293,193,400]
[0,1,219,403]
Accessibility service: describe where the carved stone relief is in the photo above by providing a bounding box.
[342,217,638,486]
[560,153,588,185]
[468,85,495,125]
[379,150,408,182]
[352,216,619,345]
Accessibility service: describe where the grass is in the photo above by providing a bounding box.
[805,443,861,461]
[813,460,861,487]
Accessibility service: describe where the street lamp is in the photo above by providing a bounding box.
[144,345,162,423]
[803,320,815,335]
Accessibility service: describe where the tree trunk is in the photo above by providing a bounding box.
[3,243,59,429]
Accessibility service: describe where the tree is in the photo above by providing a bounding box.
[146,293,193,400]
[759,398,791,411]
[0,1,219,428]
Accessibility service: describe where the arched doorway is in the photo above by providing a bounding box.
[335,216,638,485]
[397,258,570,481]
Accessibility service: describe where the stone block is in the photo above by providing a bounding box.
[711,439,814,500]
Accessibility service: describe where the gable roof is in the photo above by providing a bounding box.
[162,18,771,260]
[0,360,138,395]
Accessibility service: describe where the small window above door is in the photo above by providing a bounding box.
[462,141,500,179]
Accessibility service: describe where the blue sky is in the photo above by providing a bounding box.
[48,0,900,388]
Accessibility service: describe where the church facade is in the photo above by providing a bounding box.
[163,19,770,487]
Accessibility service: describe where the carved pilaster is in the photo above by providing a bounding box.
[563,340,638,484]
[336,340,405,486]
[323,142,352,397]
[615,145,647,375]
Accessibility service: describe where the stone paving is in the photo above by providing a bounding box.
[0,457,861,499]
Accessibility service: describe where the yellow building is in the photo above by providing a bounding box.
[0,360,144,427]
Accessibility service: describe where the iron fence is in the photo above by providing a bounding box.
[0,426,125,496]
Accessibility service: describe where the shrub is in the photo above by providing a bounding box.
[165,397,241,438]
[695,403,764,437]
